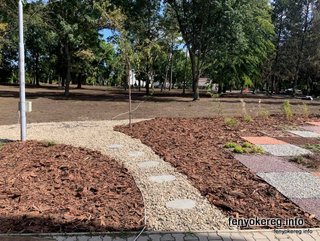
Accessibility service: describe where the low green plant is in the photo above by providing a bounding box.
[250,146,265,154]
[304,144,320,153]
[258,108,270,118]
[289,155,318,169]
[233,145,244,153]
[244,115,253,123]
[302,103,310,117]
[225,118,238,128]
[224,141,265,154]
[282,100,293,119]
[42,140,56,147]
[224,142,238,148]
[242,142,253,148]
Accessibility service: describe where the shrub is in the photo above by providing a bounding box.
[258,108,270,118]
[282,100,293,119]
[224,142,238,148]
[42,140,56,147]
[302,103,310,117]
[250,146,265,154]
[244,115,253,123]
[225,118,238,128]
[304,144,320,153]
[242,142,253,148]
[233,145,244,153]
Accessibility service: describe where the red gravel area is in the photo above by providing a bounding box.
[115,115,320,228]
[0,141,144,233]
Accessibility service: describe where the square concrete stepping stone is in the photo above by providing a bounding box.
[166,199,196,209]
[148,175,176,183]
[257,144,312,157]
[307,122,320,126]
[242,136,287,145]
[234,155,303,173]
[107,144,123,149]
[128,151,144,157]
[291,198,320,220]
[288,130,320,138]
[138,161,160,169]
[301,125,320,133]
[257,172,320,199]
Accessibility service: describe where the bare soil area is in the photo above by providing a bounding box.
[115,115,320,228]
[0,141,144,233]
[1,84,319,125]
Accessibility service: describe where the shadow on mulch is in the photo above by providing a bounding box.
[0,141,144,233]
[115,114,320,229]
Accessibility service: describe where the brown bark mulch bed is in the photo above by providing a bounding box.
[0,141,144,233]
[115,114,320,229]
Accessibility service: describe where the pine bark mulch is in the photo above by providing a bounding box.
[115,115,320,229]
[0,141,144,233]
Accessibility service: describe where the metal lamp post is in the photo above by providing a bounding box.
[18,0,27,141]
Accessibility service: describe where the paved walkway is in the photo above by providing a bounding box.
[240,122,320,220]
[1,229,320,241]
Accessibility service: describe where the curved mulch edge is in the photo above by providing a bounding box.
[0,140,144,233]
[115,115,320,229]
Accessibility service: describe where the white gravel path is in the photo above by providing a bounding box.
[0,120,229,231]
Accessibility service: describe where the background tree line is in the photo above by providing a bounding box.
[0,0,319,99]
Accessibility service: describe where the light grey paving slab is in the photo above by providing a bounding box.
[166,199,196,210]
[107,144,123,149]
[149,175,176,183]
[257,144,312,157]
[138,161,161,169]
[288,131,320,138]
[257,172,320,198]
[128,151,145,157]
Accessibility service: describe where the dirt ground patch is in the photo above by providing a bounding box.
[0,141,144,233]
[115,115,320,229]
[1,84,319,125]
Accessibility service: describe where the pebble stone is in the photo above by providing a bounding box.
[149,175,177,183]
[138,161,161,169]
[166,199,196,210]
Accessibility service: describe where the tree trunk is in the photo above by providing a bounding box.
[169,60,173,91]
[270,75,275,96]
[64,44,71,96]
[190,53,200,100]
[182,48,188,95]
[77,75,82,89]
[293,1,310,96]
[35,53,40,87]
